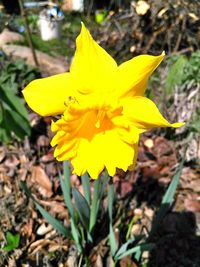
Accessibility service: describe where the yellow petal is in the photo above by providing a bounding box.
[23,73,74,116]
[70,23,117,94]
[71,138,104,179]
[71,129,135,179]
[128,143,138,171]
[115,52,165,98]
[103,130,135,176]
[122,96,185,130]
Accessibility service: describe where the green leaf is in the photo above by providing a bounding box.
[108,181,117,256]
[0,85,29,121]
[89,173,109,234]
[35,202,70,237]
[3,244,15,252]
[116,243,154,260]
[0,119,10,143]
[6,232,15,244]
[99,171,109,200]
[115,237,139,260]
[72,188,90,231]
[81,173,91,205]
[165,56,187,95]
[59,162,82,250]
[4,107,30,138]
[109,223,117,257]
[150,159,184,237]
[0,104,3,123]
[70,218,82,252]
[162,164,183,204]
[126,215,141,240]
[0,57,39,143]
[108,181,115,223]
[21,181,70,237]
[63,160,71,178]
[59,161,74,219]
[89,178,100,233]
[115,235,145,261]
[0,86,30,142]
[3,232,20,252]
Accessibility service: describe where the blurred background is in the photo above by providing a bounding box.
[0,1,199,266]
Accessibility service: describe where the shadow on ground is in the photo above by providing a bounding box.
[122,175,200,267]
[148,211,200,267]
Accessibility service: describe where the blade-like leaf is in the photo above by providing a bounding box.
[72,188,90,231]
[0,86,29,121]
[89,172,109,233]
[63,160,71,179]
[109,223,117,257]
[59,162,74,219]
[35,202,70,237]
[116,243,154,260]
[0,104,3,123]
[108,181,115,223]
[70,218,82,252]
[81,173,91,205]
[99,171,109,200]
[108,181,117,256]
[115,237,138,259]
[60,162,82,249]
[5,107,30,138]
[89,178,100,233]
[150,159,184,237]
[162,160,184,205]
[21,181,70,237]
[0,93,30,142]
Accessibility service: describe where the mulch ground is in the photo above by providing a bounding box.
[0,115,199,266]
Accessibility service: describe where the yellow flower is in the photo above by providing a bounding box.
[23,23,184,179]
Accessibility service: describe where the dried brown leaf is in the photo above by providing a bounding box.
[30,166,53,197]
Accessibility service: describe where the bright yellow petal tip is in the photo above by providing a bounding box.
[116,52,165,98]
[23,24,185,179]
[171,122,185,128]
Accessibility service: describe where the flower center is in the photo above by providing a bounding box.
[61,95,124,142]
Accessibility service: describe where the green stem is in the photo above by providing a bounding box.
[108,178,118,258]
[89,178,100,233]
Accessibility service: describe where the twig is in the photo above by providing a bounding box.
[18,0,39,67]
[174,16,186,52]
[113,19,124,38]
[165,47,193,59]
[78,254,83,267]
[87,0,94,18]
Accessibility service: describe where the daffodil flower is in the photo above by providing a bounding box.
[23,23,184,179]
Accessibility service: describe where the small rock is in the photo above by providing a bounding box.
[144,207,154,219]
[66,246,78,267]
[0,29,24,48]
[144,138,154,149]
[131,224,141,235]
[2,44,69,76]
[37,223,53,235]
[134,208,143,216]
[135,0,150,16]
